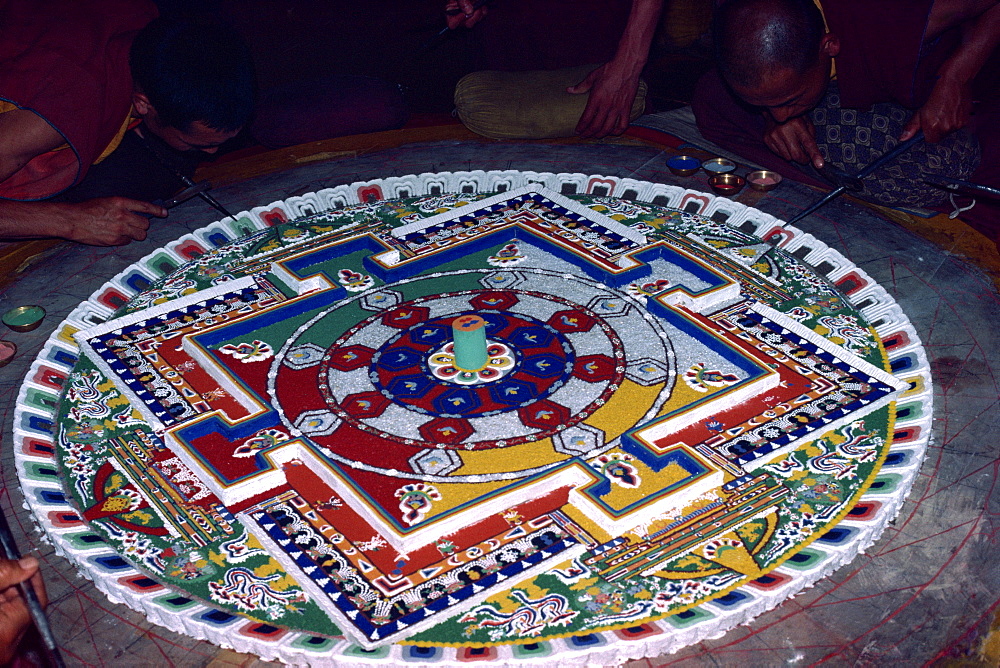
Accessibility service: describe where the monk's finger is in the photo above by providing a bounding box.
[0,558,37,590]
[900,114,922,142]
[122,198,168,219]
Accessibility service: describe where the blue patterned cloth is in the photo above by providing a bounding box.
[810,82,981,207]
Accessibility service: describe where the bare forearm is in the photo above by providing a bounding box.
[902,1,1000,140]
[0,197,162,246]
[0,200,74,240]
[933,0,1000,84]
[608,0,665,78]
[568,0,664,137]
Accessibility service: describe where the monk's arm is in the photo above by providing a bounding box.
[0,107,166,245]
[0,197,164,246]
[0,109,64,183]
[569,0,665,138]
[901,0,1000,141]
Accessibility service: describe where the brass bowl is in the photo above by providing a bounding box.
[3,305,46,332]
[0,340,15,368]
[666,154,702,177]
[702,157,737,175]
[708,174,746,197]
[748,169,783,191]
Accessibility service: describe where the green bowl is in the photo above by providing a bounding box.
[3,305,46,332]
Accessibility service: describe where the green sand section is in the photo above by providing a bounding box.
[53,356,341,637]
[119,193,883,371]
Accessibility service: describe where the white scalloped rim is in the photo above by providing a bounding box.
[13,171,932,667]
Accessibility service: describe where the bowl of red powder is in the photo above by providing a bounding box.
[708,173,745,196]
[0,340,16,367]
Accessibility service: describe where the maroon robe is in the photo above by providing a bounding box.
[0,0,157,200]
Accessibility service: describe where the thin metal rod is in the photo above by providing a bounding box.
[785,185,847,225]
[785,131,925,225]
[854,130,924,179]
[0,512,66,668]
[925,175,1000,200]
[178,175,237,220]
[418,0,492,55]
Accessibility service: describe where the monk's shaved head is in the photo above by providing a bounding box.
[713,0,826,89]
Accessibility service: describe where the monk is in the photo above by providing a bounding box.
[693,0,999,225]
[0,1,255,246]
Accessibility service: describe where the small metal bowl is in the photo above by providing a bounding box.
[702,157,737,175]
[3,305,46,332]
[666,154,702,177]
[747,170,783,191]
[0,340,15,368]
[708,174,746,197]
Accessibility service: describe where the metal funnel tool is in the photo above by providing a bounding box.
[815,162,862,191]
[786,131,924,225]
[925,175,1000,200]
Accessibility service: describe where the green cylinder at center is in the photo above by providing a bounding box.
[452,315,488,371]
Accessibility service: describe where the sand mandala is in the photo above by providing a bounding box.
[13,173,932,665]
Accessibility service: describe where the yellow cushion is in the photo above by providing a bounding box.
[454,64,647,140]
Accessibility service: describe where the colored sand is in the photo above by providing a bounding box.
[3,305,44,327]
[668,157,699,168]
[704,161,734,173]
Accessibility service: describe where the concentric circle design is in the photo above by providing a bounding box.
[271,268,675,470]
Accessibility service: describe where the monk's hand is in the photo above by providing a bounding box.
[445,0,486,29]
[0,557,47,666]
[901,76,972,143]
[62,197,166,246]
[764,116,824,169]
[568,63,639,139]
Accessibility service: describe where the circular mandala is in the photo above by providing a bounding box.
[13,172,932,667]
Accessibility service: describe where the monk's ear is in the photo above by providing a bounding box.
[132,91,152,116]
[820,33,840,58]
